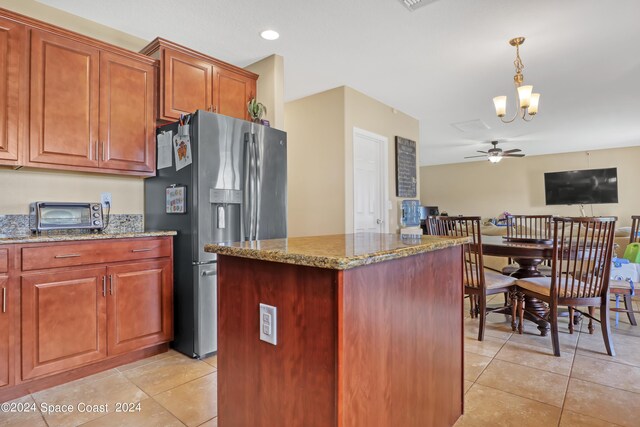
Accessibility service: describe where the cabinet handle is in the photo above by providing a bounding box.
[109,274,114,295]
[102,276,107,297]
[212,105,216,113]
[101,142,105,161]
[95,141,99,160]
[54,253,81,259]
[2,287,6,313]
[131,248,153,253]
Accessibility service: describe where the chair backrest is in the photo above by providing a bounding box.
[427,216,484,289]
[506,215,552,239]
[551,217,617,300]
[631,215,640,244]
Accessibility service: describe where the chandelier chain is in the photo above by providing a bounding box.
[513,43,524,79]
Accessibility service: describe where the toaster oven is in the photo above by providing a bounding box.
[30,202,104,232]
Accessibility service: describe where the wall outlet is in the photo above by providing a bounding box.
[100,192,112,208]
[259,303,277,346]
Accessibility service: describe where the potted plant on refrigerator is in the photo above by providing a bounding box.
[247,98,267,124]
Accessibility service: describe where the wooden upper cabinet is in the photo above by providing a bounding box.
[29,29,100,168]
[99,52,155,173]
[0,16,26,166]
[24,23,156,176]
[214,66,256,121]
[162,47,213,119]
[142,38,258,122]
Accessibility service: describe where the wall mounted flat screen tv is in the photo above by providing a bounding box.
[544,168,618,205]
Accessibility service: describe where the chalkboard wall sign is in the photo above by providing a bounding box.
[395,136,417,197]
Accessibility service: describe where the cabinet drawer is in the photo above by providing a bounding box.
[21,237,171,271]
[0,248,7,273]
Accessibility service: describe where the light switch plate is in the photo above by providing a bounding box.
[259,303,277,345]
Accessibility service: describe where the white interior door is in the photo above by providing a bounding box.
[353,128,388,233]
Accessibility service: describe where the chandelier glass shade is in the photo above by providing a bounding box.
[493,37,540,122]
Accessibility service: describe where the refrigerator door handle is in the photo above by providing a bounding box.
[250,132,259,240]
[243,132,253,240]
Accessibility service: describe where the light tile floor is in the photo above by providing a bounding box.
[455,295,640,427]
[1,296,638,426]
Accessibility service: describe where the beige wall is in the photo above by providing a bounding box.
[344,87,420,233]
[285,88,345,237]
[420,146,640,227]
[0,168,143,214]
[245,54,285,130]
[0,0,149,215]
[284,86,420,236]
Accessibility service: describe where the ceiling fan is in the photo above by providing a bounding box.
[464,141,526,163]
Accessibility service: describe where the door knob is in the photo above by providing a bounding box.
[376,219,383,224]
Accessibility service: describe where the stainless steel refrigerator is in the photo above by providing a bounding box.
[144,110,287,358]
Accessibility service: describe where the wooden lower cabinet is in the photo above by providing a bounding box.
[17,237,174,384]
[107,259,173,355]
[0,275,10,388]
[21,267,107,380]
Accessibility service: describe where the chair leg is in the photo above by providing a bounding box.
[623,294,638,326]
[468,295,475,318]
[600,303,616,357]
[550,304,560,357]
[517,292,525,334]
[477,295,487,341]
[568,306,575,334]
[504,291,509,307]
[510,290,517,332]
[588,306,595,334]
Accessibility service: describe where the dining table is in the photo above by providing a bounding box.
[478,235,555,336]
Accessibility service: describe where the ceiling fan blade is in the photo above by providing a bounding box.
[503,154,526,157]
[464,155,488,159]
[476,150,488,154]
[503,149,522,154]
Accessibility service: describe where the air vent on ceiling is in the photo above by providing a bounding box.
[399,0,441,11]
[450,119,491,133]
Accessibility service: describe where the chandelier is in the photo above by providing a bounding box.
[493,37,540,122]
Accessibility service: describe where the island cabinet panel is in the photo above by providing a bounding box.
[162,47,213,119]
[29,29,100,169]
[99,51,155,173]
[21,267,107,380]
[218,256,338,426]
[217,244,464,427]
[0,16,26,166]
[0,274,10,388]
[340,246,464,427]
[106,259,173,355]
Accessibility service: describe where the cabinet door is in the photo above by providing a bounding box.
[29,30,100,168]
[162,48,212,120]
[99,52,155,172]
[214,67,256,121]
[0,17,25,165]
[21,267,107,380]
[0,275,9,388]
[107,259,173,356]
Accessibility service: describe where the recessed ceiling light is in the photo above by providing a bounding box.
[260,30,279,41]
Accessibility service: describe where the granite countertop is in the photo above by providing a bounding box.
[205,233,469,270]
[0,230,177,244]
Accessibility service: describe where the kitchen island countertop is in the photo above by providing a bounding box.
[205,232,468,270]
[0,230,177,244]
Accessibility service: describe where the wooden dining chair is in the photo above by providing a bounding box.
[609,215,639,326]
[502,215,553,276]
[426,216,518,341]
[515,216,617,357]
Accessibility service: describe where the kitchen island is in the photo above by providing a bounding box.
[205,233,467,427]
